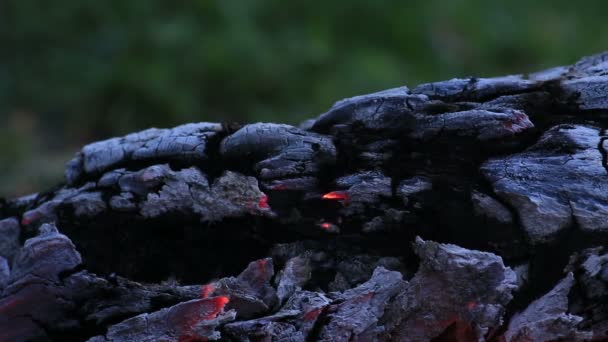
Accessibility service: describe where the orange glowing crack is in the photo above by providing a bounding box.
[322,191,349,201]
[178,296,230,342]
[202,296,230,320]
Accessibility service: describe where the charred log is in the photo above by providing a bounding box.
[2,52,608,341]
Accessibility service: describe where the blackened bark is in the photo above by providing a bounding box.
[2,52,608,341]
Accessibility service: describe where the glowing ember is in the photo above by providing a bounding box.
[258,194,270,209]
[178,296,231,342]
[322,191,349,201]
[21,212,39,226]
[199,296,231,321]
[206,296,230,319]
[200,284,215,299]
[303,307,324,321]
[318,222,340,233]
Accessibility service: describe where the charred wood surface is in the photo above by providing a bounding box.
[2,52,608,341]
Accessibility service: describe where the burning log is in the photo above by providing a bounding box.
[2,52,608,341]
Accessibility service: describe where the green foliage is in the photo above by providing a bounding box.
[1,0,607,196]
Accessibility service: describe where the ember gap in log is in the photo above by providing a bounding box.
[2,52,608,341]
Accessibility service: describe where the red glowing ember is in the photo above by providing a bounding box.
[205,296,230,320]
[200,284,215,299]
[320,222,332,230]
[21,211,40,226]
[195,296,231,321]
[258,194,270,209]
[303,307,324,321]
[178,296,231,342]
[322,191,349,201]
[318,222,340,233]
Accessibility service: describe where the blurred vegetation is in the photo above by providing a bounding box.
[1,0,607,197]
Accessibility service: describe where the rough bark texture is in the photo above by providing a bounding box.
[2,52,608,341]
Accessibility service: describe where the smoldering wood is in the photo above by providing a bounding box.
[2,52,608,341]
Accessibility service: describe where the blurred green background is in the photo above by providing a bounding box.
[1,0,607,197]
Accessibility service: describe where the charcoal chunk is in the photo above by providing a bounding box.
[318,267,406,341]
[200,258,278,319]
[412,75,539,102]
[385,237,518,341]
[505,274,592,341]
[566,247,608,339]
[482,125,608,243]
[8,223,81,284]
[561,76,608,110]
[275,255,312,304]
[66,122,222,183]
[88,297,235,342]
[220,123,336,186]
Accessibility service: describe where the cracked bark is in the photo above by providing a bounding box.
[2,52,608,341]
